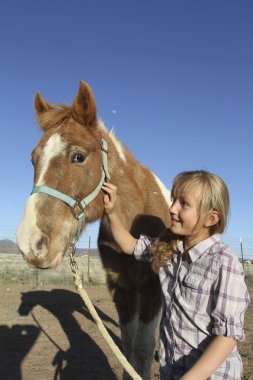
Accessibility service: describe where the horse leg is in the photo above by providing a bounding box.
[113,285,161,380]
[128,278,161,380]
[130,312,160,380]
[113,287,142,378]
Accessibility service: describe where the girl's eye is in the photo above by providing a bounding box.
[181,199,190,207]
[71,153,86,163]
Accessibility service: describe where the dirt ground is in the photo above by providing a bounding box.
[0,277,252,380]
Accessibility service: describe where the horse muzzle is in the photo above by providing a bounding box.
[16,223,67,269]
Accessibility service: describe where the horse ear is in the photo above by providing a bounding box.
[34,91,54,115]
[72,81,97,126]
[34,92,55,131]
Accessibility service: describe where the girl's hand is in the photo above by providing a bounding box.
[102,182,118,214]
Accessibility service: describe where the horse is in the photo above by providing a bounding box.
[16,81,172,379]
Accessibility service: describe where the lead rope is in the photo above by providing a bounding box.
[69,244,142,380]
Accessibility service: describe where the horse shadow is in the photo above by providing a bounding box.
[18,288,121,379]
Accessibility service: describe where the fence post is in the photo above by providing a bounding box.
[240,238,244,269]
[88,235,91,282]
[35,268,39,288]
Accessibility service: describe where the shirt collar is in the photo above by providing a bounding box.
[177,234,221,263]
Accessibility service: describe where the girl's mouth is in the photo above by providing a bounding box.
[171,217,180,223]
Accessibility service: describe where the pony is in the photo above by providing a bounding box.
[16,81,171,379]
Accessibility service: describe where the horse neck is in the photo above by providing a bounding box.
[98,123,171,229]
[101,126,139,184]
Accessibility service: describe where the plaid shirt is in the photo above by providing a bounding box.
[134,234,250,380]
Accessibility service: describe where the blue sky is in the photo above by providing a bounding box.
[0,1,252,256]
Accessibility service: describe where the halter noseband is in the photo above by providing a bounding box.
[31,138,110,241]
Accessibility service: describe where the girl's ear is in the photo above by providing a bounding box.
[204,210,220,228]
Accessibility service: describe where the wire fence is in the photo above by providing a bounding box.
[0,224,252,262]
[223,236,253,262]
[0,224,99,251]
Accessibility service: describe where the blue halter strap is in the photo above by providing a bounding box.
[31,138,110,241]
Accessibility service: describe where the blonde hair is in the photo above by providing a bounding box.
[172,170,230,234]
[151,229,180,273]
[151,170,230,273]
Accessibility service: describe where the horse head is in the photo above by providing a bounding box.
[17,81,107,269]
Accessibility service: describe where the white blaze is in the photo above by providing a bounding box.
[17,133,68,260]
[37,133,67,185]
[16,194,42,256]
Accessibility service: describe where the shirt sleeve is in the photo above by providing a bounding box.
[133,234,154,262]
[211,252,250,341]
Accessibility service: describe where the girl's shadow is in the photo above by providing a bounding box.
[18,289,121,379]
[0,324,40,380]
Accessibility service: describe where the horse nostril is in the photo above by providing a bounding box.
[36,239,42,251]
[36,236,48,251]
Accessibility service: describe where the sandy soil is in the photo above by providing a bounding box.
[0,284,159,379]
[0,278,252,380]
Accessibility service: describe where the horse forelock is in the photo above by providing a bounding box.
[36,104,72,131]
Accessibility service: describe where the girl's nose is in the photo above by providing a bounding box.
[169,200,178,214]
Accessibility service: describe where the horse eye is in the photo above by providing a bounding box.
[72,153,86,163]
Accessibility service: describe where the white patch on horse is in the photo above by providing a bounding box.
[37,133,67,185]
[152,172,172,207]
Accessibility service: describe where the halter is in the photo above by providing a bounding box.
[31,138,110,242]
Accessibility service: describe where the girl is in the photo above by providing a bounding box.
[102,170,250,380]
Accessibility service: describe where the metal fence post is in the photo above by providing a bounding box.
[88,235,91,282]
[240,238,244,269]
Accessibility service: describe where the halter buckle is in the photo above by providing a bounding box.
[70,201,85,220]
